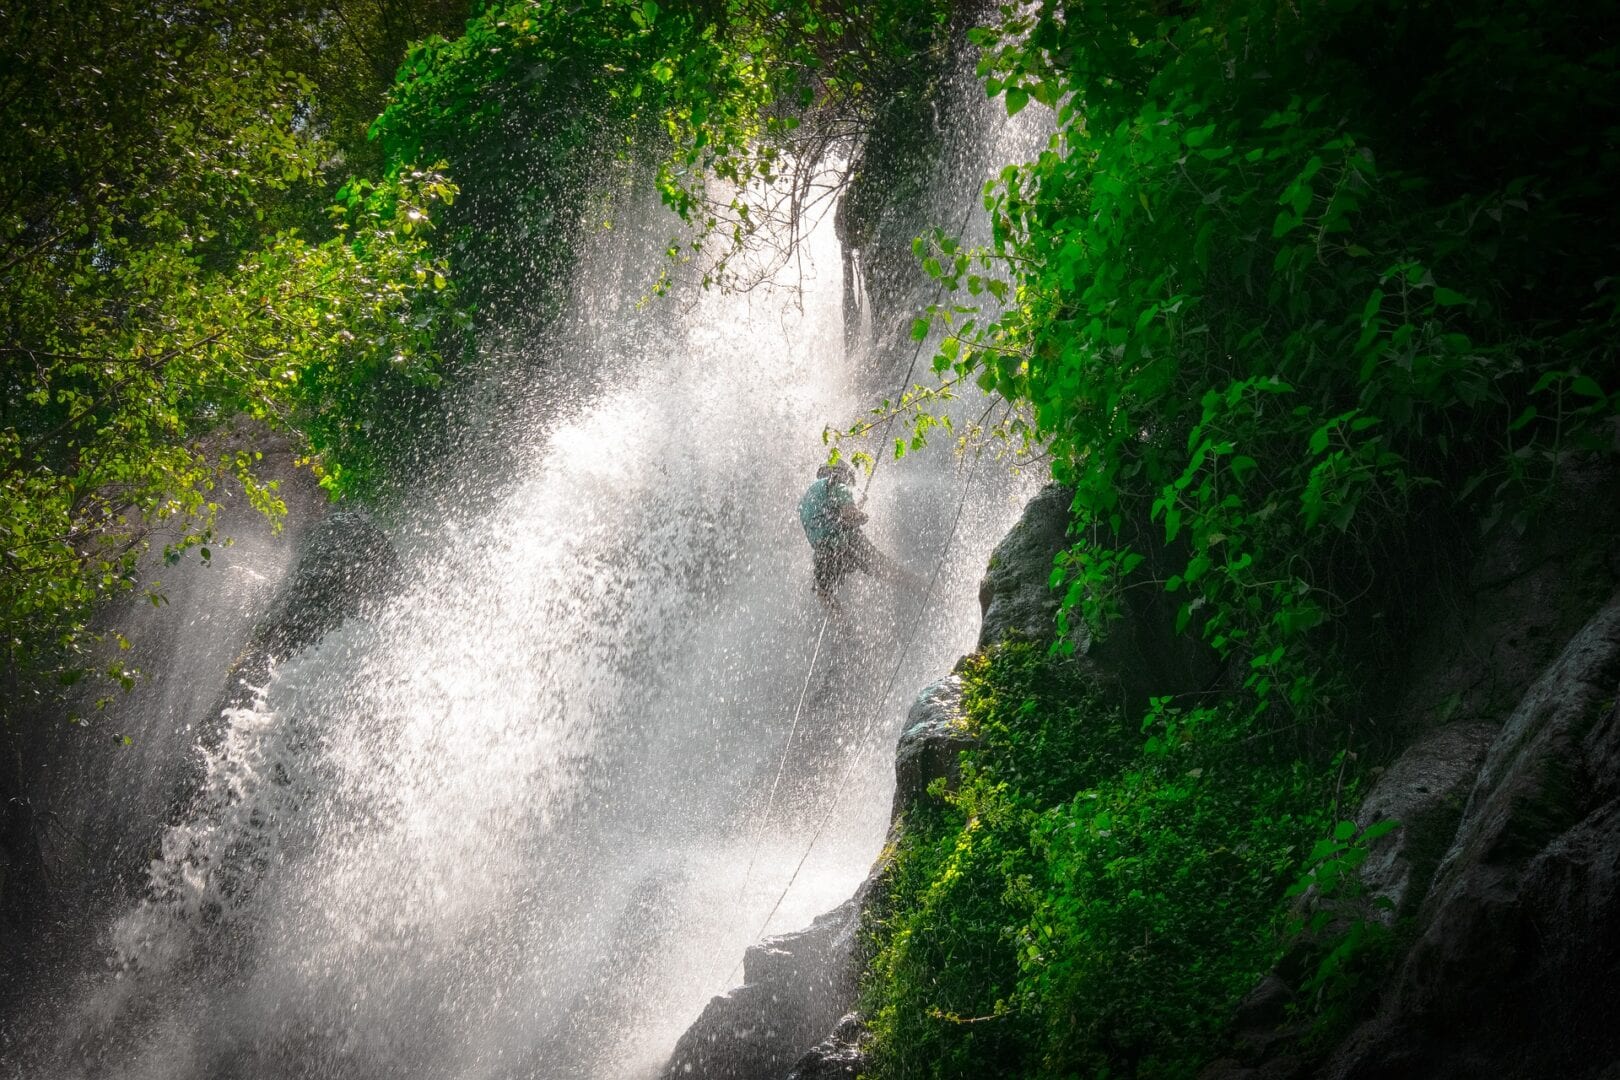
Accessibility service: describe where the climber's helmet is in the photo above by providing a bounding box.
[817,461,856,487]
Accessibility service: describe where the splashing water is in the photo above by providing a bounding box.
[17,72,1052,1080]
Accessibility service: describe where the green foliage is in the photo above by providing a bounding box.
[862,645,1335,1078]
[369,0,953,311]
[894,0,1620,732]
[1282,815,1399,1038]
[859,12,1620,1067]
[1,0,462,718]
[1,0,960,717]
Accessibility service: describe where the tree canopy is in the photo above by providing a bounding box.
[1,0,464,719]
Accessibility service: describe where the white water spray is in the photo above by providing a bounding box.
[19,70,1052,1080]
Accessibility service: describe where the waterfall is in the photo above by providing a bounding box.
[12,67,1050,1080]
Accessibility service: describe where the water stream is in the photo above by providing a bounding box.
[13,69,1049,1080]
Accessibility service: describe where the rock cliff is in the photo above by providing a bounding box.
[672,459,1620,1079]
[661,894,868,1080]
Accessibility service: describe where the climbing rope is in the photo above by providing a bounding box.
[856,200,978,502]
[729,440,989,981]
[737,609,831,901]
[725,202,990,978]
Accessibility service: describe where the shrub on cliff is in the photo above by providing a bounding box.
[893,0,1619,733]
[863,643,1334,1078]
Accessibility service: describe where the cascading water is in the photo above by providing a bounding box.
[11,62,1050,1080]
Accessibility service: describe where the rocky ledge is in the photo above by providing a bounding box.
[660,894,865,1080]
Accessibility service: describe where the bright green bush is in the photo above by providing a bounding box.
[862,644,1334,1079]
[862,5,1618,1073]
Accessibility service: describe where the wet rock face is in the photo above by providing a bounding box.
[661,898,863,1080]
[835,87,944,358]
[220,509,403,709]
[1323,594,1620,1080]
[891,674,972,819]
[786,1013,867,1080]
[978,483,1074,650]
[251,509,402,662]
[0,429,326,1020]
[665,667,987,1079]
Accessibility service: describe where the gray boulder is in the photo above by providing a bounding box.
[891,673,973,818]
[978,483,1074,649]
[661,897,864,1080]
[1325,593,1620,1080]
[1355,720,1499,923]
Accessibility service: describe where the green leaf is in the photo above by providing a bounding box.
[1163,505,1182,543]
[1530,370,1566,395]
[1362,288,1385,324]
[1194,219,1216,273]
[1360,819,1400,843]
[1184,123,1216,147]
[1508,405,1538,431]
[1005,87,1029,116]
[909,317,930,342]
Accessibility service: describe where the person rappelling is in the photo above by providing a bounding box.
[798,460,916,610]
